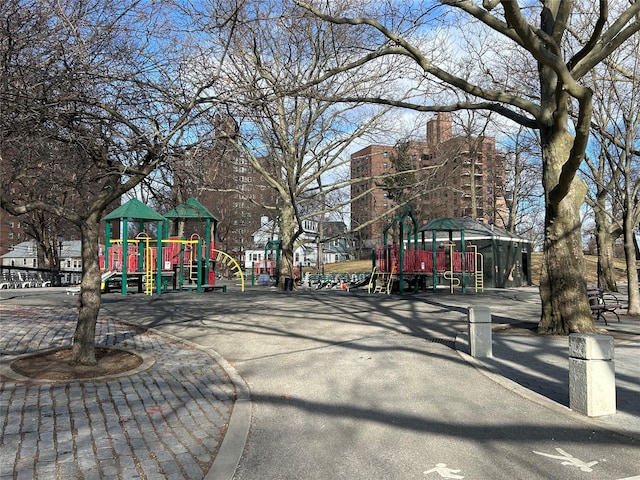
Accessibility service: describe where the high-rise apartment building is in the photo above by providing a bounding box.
[350,113,507,251]
[174,115,276,261]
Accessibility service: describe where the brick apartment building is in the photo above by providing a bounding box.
[174,115,277,262]
[350,113,507,251]
[0,210,28,257]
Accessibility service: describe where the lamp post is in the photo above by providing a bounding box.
[316,235,324,275]
[57,234,64,286]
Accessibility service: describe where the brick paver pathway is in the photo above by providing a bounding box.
[0,306,235,480]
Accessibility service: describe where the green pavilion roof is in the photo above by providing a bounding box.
[419,217,467,232]
[102,198,165,222]
[163,197,218,221]
[420,217,529,242]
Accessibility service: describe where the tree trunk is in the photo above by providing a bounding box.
[277,204,296,291]
[593,206,618,292]
[71,217,102,365]
[623,217,640,315]
[538,133,595,334]
[596,234,618,292]
[278,242,295,291]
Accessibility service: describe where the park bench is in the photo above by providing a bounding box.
[587,288,621,325]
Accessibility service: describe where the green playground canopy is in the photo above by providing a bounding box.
[163,197,218,221]
[102,198,165,222]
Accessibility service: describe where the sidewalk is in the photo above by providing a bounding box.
[1,286,639,479]
[438,286,640,440]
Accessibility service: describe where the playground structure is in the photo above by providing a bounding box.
[99,197,244,295]
[369,211,531,294]
[372,242,481,294]
[369,210,483,294]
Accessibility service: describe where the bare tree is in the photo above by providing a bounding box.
[379,139,421,207]
[582,144,623,292]
[190,0,396,288]
[581,33,640,312]
[0,0,223,364]
[496,125,545,245]
[296,0,640,333]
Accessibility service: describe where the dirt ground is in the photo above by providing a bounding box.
[11,348,143,381]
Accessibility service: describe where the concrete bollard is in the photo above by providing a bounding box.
[569,334,616,416]
[467,306,492,358]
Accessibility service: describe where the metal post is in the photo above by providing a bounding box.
[156,220,163,295]
[57,234,64,287]
[121,218,128,296]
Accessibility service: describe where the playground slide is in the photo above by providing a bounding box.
[349,275,372,290]
[100,270,118,292]
[67,271,118,296]
[102,271,117,282]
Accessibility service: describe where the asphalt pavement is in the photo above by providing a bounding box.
[1,285,638,480]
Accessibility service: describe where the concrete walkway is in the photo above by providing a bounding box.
[1,286,639,479]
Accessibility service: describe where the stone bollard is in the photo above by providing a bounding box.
[467,306,492,358]
[569,334,616,416]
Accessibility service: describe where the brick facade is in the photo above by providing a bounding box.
[350,113,507,252]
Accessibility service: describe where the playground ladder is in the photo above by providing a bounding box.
[367,267,377,293]
[475,252,484,292]
[189,264,198,283]
[369,266,394,295]
[144,244,154,295]
[372,275,387,294]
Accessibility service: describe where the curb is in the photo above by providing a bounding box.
[118,322,252,480]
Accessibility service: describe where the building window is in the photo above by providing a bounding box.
[382,162,388,168]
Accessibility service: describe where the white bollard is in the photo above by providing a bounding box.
[569,334,616,416]
[467,306,492,358]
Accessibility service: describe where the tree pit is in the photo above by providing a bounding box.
[11,347,144,381]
